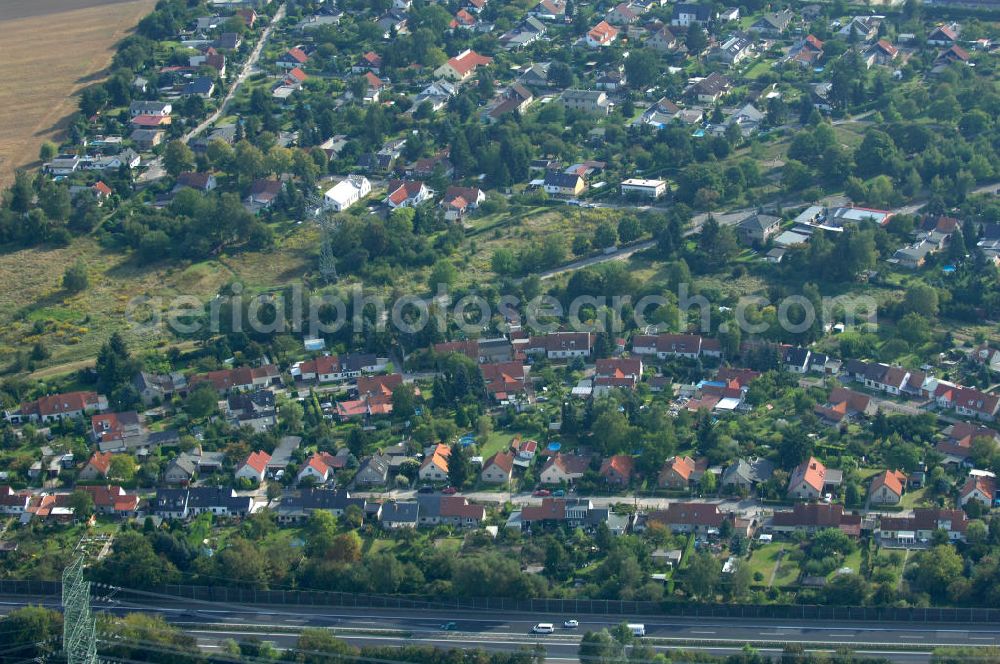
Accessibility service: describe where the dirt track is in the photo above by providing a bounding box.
[0,0,143,22]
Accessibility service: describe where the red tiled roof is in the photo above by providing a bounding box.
[446,50,492,77]
[93,181,112,196]
[588,20,619,43]
[365,71,385,89]
[871,470,906,497]
[285,47,309,64]
[385,180,424,205]
[79,485,138,512]
[790,457,826,493]
[595,358,642,377]
[954,387,1000,416]
[22,391,102,418]
[484,450,515,474]
[190,365,278,391]
[649,502,724,527]
[131,114,170,127]
[287,67,307,82]
[434,340,478,358]
[945,44,970,61]
[357,374,403,399]
[961,475,996,501]
[86,451,114,476]
[521,497,566,521]
[242,450,272,474]
[600,455,634,480]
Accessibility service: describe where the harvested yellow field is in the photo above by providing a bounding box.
[0,0,157,187]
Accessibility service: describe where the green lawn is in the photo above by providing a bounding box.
[899,486,929,508]
[837,549,863,577]
[748,541,792,585]
[743,61,772,79]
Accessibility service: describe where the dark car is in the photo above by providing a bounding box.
[418,486,435,494]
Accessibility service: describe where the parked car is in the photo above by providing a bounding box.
[533,489,551,497]
[563,619,579,628]
[552,489,566,497]
[441,486,458,495]
[418,486,435,494]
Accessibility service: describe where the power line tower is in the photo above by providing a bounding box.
[62,555,99,664]
[311,199,339,284]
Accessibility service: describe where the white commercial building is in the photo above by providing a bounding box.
[323,175,371,211]
[620,178,666,199]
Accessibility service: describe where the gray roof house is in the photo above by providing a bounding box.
[721,458,776,492]
[355,453,390,486]
[752,8,794,34]
[736,213,781,245]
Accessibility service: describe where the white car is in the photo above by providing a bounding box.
[563,620,579,629]
[532,623,555,634]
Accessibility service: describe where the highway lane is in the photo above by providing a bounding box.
[3,593,998,658]
[182,628,936,664]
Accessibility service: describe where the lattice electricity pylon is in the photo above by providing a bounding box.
[62,555,99,664]
[311,199,340,284]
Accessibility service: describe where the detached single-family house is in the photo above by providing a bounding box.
[355,454,390,486]
[788,457,842,500]
[560,89,611,115]
[323,175,371,211]
[658,455,707,489]
[647,26,679,52]
[540,454,592,484]
[721,458,775,493]
[543,171,585,197]
[689,73,732,103]
[384,180,431,209]
[752,8,794,34]
[600,455,635,486]
[530,0,567,21]
[434,49,492,81]
[736,213,781,245]
[869,470,907,505]
[78,451,114,481]
[236,450,272,483]
[586,21,620,47]
[481,451,515,484]
[419,444,451,483]
[671,4,714,26]
[440,186,486,221]
[864,39,899,68]
[960,475,996,508]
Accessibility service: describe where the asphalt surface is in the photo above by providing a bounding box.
[4,594,998,662]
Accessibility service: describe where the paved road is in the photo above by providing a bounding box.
[183,3,286,144]
[6,595,996,662]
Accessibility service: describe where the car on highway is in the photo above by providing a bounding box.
[532,623,555,634]
[440,622,458,630]
[563,619,579,628]
[441,486,458,495]
[627,623,646,637]
[533,489,551,497]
